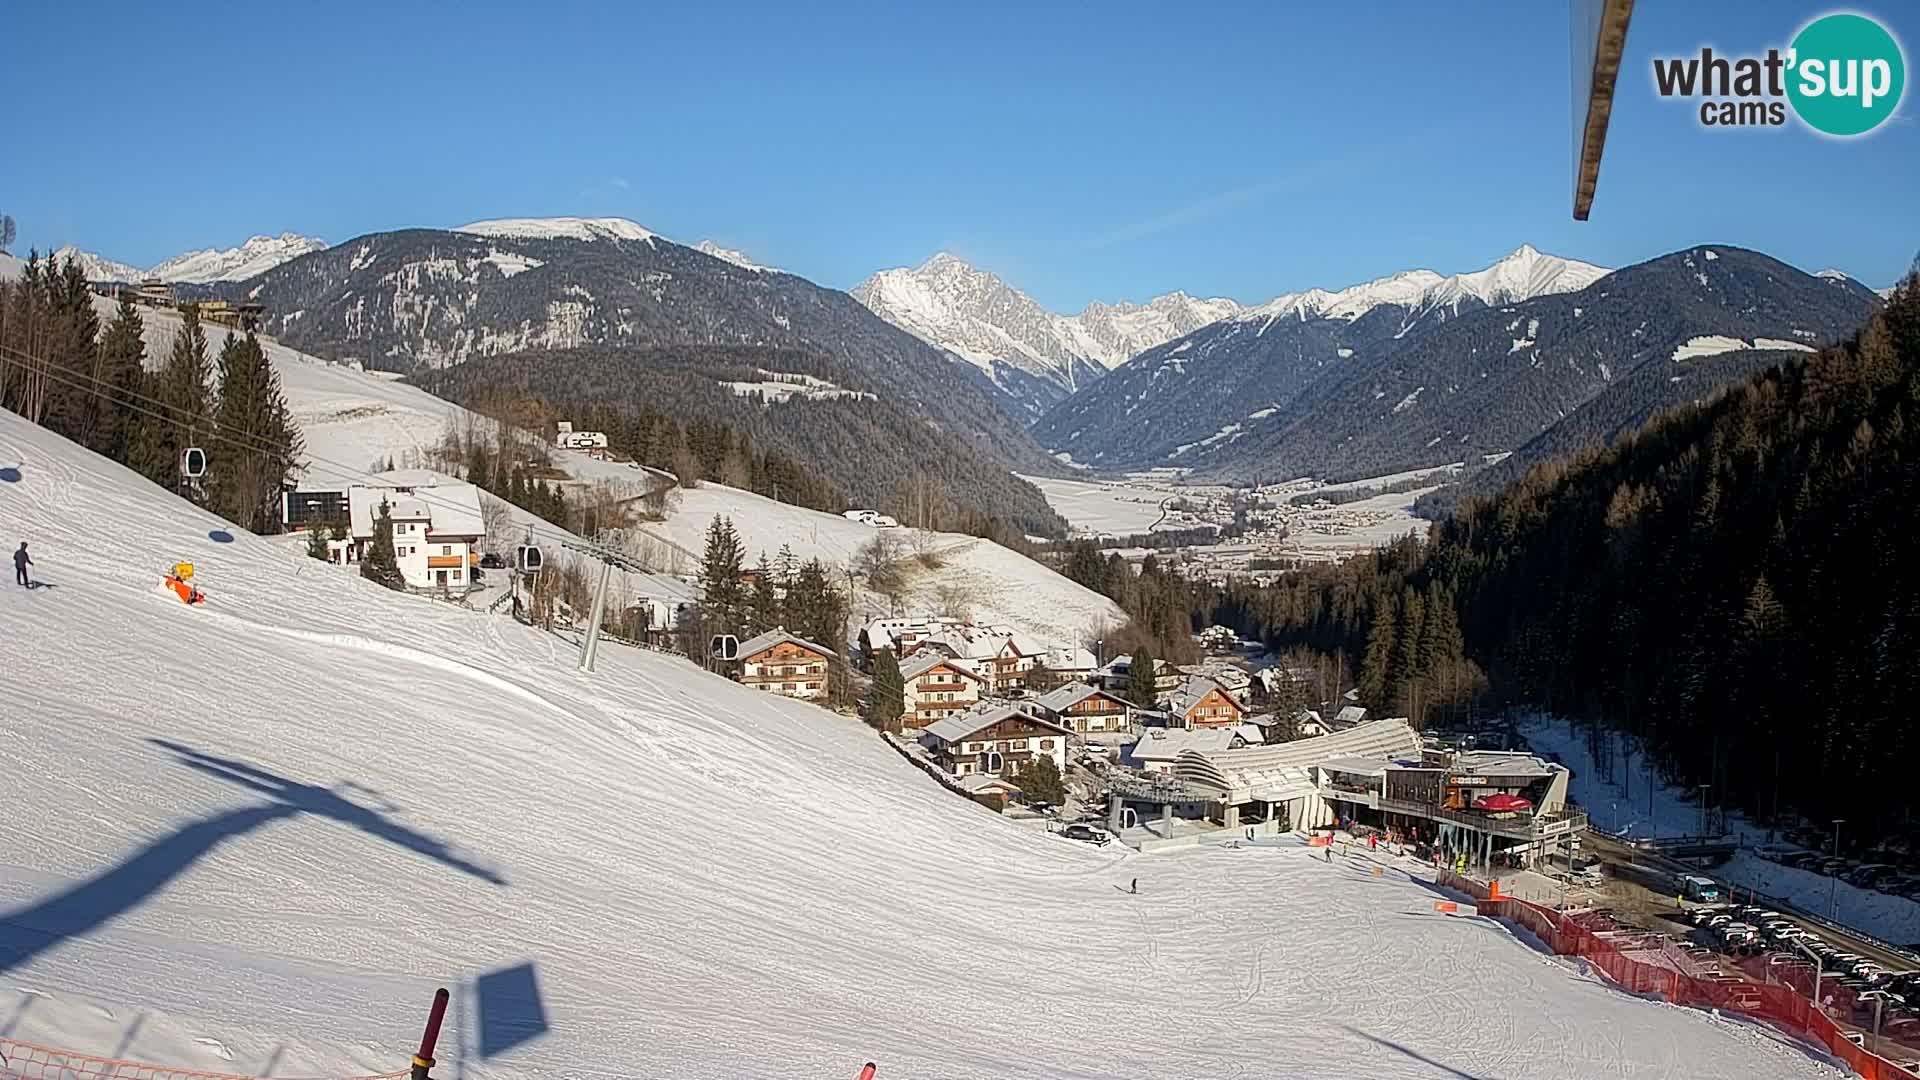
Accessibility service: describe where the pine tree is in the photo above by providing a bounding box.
[94,297,147,463]
[360,500,406,590]
[135,304,213,493]
[1012,755,1066,807]
[698,515,747,637]
[870,649,905,732]
[207,332,302,531]
[1127,645,1159,709]
[1357,592,1400,707]
[306,525,331,561]
[748,554,779,635]
[466,441,491,491]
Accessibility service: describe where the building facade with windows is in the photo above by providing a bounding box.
[898,653,985,729]
[919,705,1072,778]
[737,628,836,700]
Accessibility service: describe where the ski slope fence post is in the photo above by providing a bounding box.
[412,987,450,1080]
[1470,895,1920,1080]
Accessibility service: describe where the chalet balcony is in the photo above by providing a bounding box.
[1378,796,1587,841]
[1320,781,1381,809]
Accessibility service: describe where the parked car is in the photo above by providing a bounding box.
[478,552,505,569]
[1572,862,1606,887]
[1059,823,1112,846]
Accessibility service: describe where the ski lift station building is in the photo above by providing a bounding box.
[1158,719,1584,868]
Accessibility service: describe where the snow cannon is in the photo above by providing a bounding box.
[165,562,206,605]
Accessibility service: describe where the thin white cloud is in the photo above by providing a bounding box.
[578,176,633,201]
[1089,141,1417,248]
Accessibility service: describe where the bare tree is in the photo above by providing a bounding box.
[480,494,518,554]
[0,215,14,254]
[933,580,976,622]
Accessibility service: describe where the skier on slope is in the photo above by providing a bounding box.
[13,542,30,587]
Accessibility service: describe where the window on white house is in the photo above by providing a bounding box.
[442,545,452,556]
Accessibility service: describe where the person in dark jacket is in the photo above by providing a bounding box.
[13,542,30,587]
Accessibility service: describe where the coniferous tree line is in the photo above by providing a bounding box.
[0,252,301,532]
[692,515,854,708]
[1048,541,1202,666]
[1203,279,1920,840]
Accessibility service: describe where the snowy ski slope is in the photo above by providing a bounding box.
[0,411,1843,1079]
[0,257,1119,648]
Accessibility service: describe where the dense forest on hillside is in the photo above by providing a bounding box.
[1208,278,1920,838]
[412,344,1065,539]
[1,252,300,533]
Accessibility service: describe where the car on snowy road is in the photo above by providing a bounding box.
[1059,823,1112,846]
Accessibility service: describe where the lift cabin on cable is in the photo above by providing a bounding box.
[516,544,545,573]
[178,446,207,480]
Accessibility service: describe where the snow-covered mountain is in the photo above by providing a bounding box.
[1034,245,1881,481]
[1229,244,1609,332]
[453,216,658,245]
[694,239,779,273]
[52,233,328,283]
[51,246,142,284]
[852,253,1240,419]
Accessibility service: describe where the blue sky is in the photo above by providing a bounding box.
[4,1,1915,309]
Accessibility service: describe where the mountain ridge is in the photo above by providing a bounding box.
[1034,244,1880,484]
[852,253,1240,418]
[54,232,327,283]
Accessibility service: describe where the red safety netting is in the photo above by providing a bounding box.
[0,1039,407,1080]
[1474,894,1920,1080]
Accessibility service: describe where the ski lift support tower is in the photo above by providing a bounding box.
[556,535,657,674]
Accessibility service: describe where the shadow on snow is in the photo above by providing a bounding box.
[0,739,506,976]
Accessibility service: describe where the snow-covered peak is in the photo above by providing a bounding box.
[454,217,658,245]
[852,254,1243,407]
[48,233,327,284]
[694,240,777,273]
[1814,268,1852,281]
[1236,245,1609,327]
[148,233,329,283]
[52,245,142,283]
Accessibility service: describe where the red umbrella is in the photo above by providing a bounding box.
[1475,793,1533,812]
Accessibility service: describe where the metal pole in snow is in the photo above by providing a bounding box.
[579,557,613,672]
[411,987,449,1080]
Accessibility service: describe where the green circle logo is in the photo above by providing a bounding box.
[1788,13,1906,136]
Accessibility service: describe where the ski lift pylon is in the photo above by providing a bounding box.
[178,446,207,479]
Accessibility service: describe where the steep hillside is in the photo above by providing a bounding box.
[1034,245,1607,469]
[854,254,1239,418]
[54,292,1092,642]
[206,220,1065,530]
[411,344,1063,535]
[557,463,1129,648]
[0,408,1839,1080]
